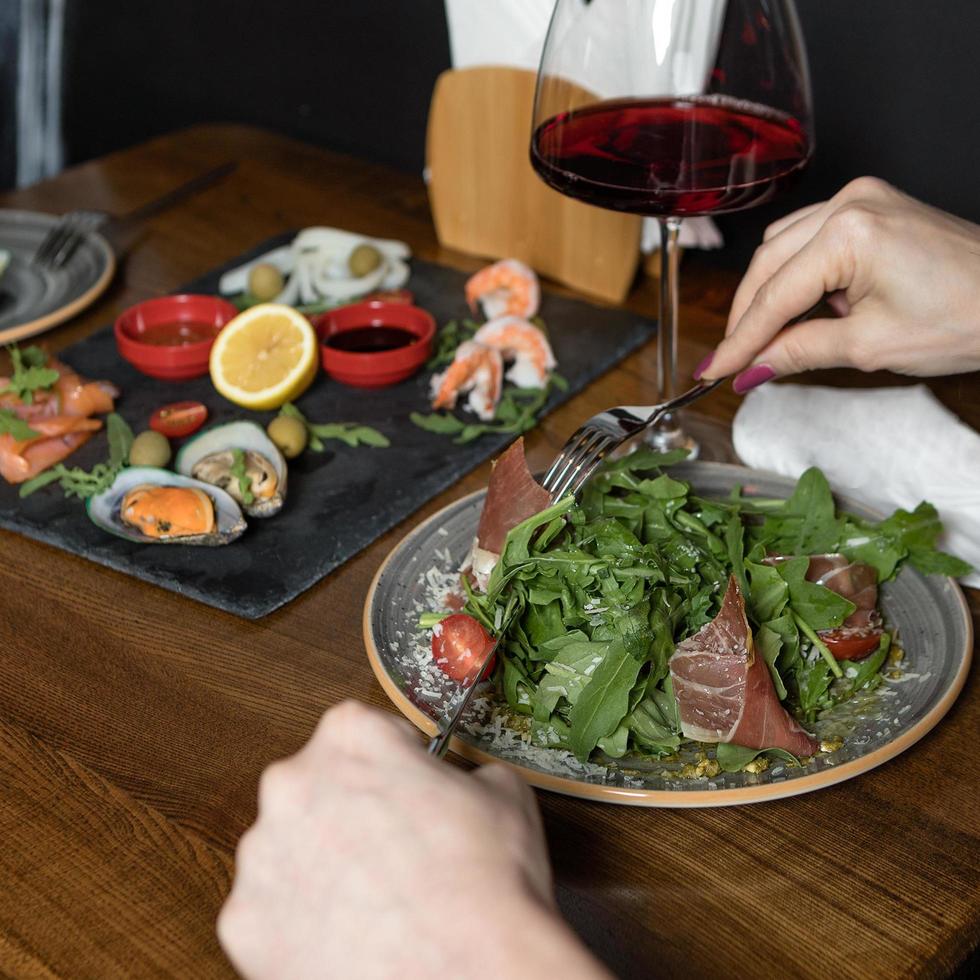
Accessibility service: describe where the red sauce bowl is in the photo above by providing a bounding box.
[314,301,436,388]
[114,294,240,381]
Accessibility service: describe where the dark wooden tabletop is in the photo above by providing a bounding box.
[0,125,977,979]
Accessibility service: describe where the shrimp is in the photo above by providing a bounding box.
[472,316,556,389]
[430,341,503,421]
[465,259,540,320]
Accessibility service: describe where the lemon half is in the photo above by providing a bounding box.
[209,304,318,410]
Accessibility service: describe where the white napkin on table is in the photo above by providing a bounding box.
[442,0,724,252]
[733,383,980,587]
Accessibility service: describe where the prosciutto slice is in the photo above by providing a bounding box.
[465,438,551,591]
[670,576,818,757]
[806,554,879,631]
[476,437,551,553]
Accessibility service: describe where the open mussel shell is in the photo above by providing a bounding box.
[86,467,247,546]
[174,420,287,518]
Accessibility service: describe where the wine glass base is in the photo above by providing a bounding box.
[643,411,738,463]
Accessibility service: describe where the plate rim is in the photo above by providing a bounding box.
[363,463,974,807]
[0,209,116,345]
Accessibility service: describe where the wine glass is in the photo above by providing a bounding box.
[530,0,814,459]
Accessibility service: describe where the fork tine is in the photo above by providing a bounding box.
[544,428,606,499]
[35,216,77,267]
[565,448,612,501]
[541,426,591,493]
[550,432,615,502]
[34,225,66,265]
[49,225,86,269]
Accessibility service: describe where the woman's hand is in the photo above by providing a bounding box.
[698,177,980,391]
[217,701,607,980]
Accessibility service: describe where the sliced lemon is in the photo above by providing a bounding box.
[209,304,318,410]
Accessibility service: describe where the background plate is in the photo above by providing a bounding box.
[364,462,973,806]
[0,209,115,344]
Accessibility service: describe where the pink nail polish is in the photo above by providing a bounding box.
[732,363,776,394]
[693,353,714,380]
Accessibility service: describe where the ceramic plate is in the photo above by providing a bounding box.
[364,462,973,806]
[0,209,115,344]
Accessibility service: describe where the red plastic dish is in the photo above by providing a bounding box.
[314,301,436,388]
[114,294,239,381]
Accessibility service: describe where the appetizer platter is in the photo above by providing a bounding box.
[364,449,972,805]
[0,230,656,617]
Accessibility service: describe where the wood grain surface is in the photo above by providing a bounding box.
[0,125,976,979]
[426,67,642,302]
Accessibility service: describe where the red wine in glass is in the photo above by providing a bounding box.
[531,96,812,218]
[530,0,814,460]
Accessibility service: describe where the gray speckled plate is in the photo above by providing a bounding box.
[364,462,973,806]
[0,209,115,344]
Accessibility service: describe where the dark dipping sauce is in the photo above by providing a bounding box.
[326,325,417,353]
[140,321,217,347]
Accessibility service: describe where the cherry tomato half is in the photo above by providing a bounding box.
[149,401,208,438]
[819,628,883,660]
[431,613,496,682]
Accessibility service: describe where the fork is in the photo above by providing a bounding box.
[540,376,725,502]
[33,210,107,270]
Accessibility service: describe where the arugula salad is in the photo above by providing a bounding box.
[425,450,969,772]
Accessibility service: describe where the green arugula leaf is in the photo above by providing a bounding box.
[2,345,59,405]
[755,467,844,556]
[568,639,642,762]
[230,448,255,505]
[279,403,389,450]
[775,556,855,631]
[425,318,481,370]
[0,408,39,441]
[745,560,789,623]
[844,502,972,580]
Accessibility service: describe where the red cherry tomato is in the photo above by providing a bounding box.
[819,628,883,660]
[431,613,496,682]
[149,401,209,438]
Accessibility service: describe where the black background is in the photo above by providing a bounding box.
[59,0,980,267]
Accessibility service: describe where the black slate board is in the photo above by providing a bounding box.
[0,234,656,617]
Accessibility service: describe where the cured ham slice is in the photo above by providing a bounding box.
[670,576,818,757]
[476,437,551,553]
[806,554,879,630]
[465,438,551,591]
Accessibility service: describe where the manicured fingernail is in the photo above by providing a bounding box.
[693,353,714,380]
[732,363,776,394]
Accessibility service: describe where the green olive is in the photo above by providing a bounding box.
[248,262,285,302]
[348,243,383,278]
[129,430,171,468]
[267,415,308,459]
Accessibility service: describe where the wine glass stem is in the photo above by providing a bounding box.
[655,216,683,436]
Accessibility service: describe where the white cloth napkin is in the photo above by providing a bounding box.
[733,383,980,587]
[442,0,724,252]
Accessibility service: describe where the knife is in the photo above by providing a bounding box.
[102,161,237,235]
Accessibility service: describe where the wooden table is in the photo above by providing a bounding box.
[0,126,977,979]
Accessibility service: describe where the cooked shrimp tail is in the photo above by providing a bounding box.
[430,341,503,421]
[465,259,540,320]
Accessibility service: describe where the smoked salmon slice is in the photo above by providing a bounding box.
[0,416,104,484]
